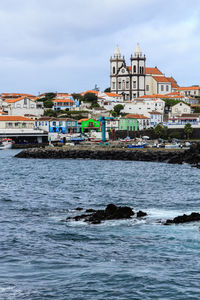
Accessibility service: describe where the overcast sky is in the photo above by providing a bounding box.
[0,0,200,95]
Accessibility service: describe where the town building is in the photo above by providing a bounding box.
[79,118,101,133]
[2,96,44,116]
[110,44,179,101]
[119,114,150,131]
[35,117,81,133]
[170,102,191,117]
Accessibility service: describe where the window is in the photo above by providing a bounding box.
[133,81,136,88]
[16,104,21,108]
[126,81,129,89]
[133,65,136,73]
[184,108,187,112]
[42,121,44,126]
[146,85,149,91]
[22,123,26,128]
[15,122,19,127]
[161,85,164,91]
[8,123,13,128]
[31,104,35,108]
[118,82,121,89]
[68,122,71,126]
[112,82,115,89]
[113,66,115,74]
[45,122,47,126]
[72,122,75,126]
[166,85,169,92]
[24,98,27,105]
[53,121,56,126]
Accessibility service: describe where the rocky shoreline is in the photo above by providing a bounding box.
[15,143,200,166]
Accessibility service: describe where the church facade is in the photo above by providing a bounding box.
[110,44,179,101]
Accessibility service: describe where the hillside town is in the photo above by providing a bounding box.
[1,44,200,147]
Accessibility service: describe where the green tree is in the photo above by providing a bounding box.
[184,123,193,139]
[40,92,56,108]
[113,104,124,116]
[43,109,57,117]
[193,106,200,113]
[104,87,111,93]
[154,124,166,138]
[71,93,83,102]
[83,92,98,103]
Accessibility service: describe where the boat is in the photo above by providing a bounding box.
[127,143,146,149]
[0,138,14,149]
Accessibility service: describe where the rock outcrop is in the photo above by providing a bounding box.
[164,212,200,225]
[65,203,147,224]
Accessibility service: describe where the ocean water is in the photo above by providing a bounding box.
[0,150,200,300]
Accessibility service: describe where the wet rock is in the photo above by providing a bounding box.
[137,210,147,217]
[65,203,135,224]
[164,212,200,225]
[75,207,83,211]
[85,209,96,213]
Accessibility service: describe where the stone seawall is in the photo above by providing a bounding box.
[15,147,187,164]
[14,143,200,166]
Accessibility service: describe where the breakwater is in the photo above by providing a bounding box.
[14,143,200,165]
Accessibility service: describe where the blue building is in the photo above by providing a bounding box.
[35,117,81,133]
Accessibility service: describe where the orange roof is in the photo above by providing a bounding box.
[1,93,35,97]
[145,67,163,75]
[4,96,37,103]
[152,76,170,83]
[78,118,89,123]
[105,92,122,97]
[124,114,150,119]
[165,77,179,89]
[82,90,99,96]
[0,116,33,121]
[53,99,74,103]
[177,86,200,91]
[0,111,7,115]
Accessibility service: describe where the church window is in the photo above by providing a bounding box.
[133,65,136,73]
[113,67,115,74]
[118,82,121,89]
[146,85,149,91]
[126,81,129,89]
[133,81,136,88]
[140,67,142,74]
[141,67,144,74]
[112,82,115,89]
[161,85,164,91]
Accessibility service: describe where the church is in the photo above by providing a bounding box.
[110,44,179,101]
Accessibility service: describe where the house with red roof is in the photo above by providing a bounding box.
[2,96,44,116]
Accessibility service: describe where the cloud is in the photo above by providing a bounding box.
[0,0,200,93]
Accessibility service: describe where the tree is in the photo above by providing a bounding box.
[184,123,193,139]
[40,92,56,108]
[71,93,83,102]
[43,109,57,117]
[154,124,166,138]
[193,106,200,113]
[113,104,124,116]
[83,92,98,103]
[104,87,111,93]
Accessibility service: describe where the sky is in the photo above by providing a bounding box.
[0,0,200,95]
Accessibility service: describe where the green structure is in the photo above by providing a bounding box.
[119,116,139,131]
[79,118,101,133]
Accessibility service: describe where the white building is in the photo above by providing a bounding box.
[110,45,179,101]
[2,96,44,116]
[177,86,200,97]
[122,98,165,116]
[170,102,191,117]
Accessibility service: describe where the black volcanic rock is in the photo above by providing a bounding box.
[137,211,147,217]
[65,203,136,224]
[164,212,200,225]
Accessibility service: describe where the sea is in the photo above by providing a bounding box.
[0,149,200,300]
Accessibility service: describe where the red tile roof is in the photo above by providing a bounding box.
[165,77,179,89]
[53,99,74,103]
[177,86,200,91]
[124,114,150,119]
[152,76,170,83]
[0,116,33,121]
[105,92,122,97]
[4,96,37,103]
[145,67,163,75]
